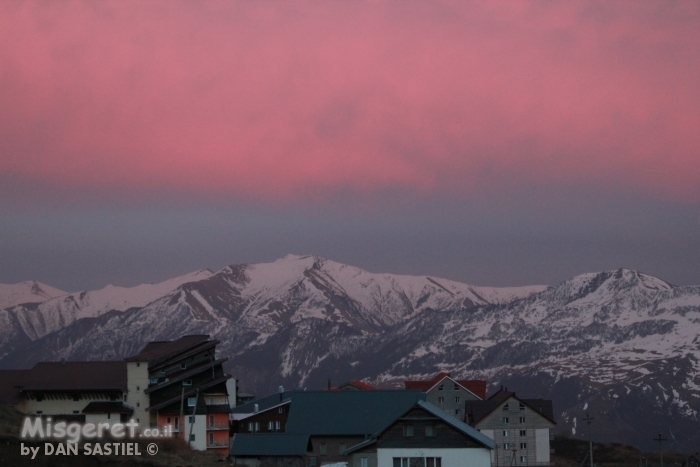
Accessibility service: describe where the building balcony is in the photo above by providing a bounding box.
[207,421,230,430]
[206,440,229,448]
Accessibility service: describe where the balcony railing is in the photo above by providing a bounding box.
[207,440,229,448]
[207,421,230,430]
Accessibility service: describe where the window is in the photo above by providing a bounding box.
[339,443,346,454]
[189,434,195,441]
[187,397,196,407]
[519,416,526,424]
[503,417,509,424]
[438,385,444,391]
[107,413,111,419]
[425,425,435,436]
[188,416,195,424]
[123,394,127,401]
[361,458,368,467]
[519,403,525,411]
[454,409,460,416]
[309,457,318,467]
[209,415,215,427]
[426,458,442,467]
[137,402,140,407]
[150,378,159,385]
[180,363,187,369]
[438,397,444,403]
[454,383,459,390]
[275,421,281,430]
[136,386,139,391]
[521,456,528,463]
[455,397,461,403]
[183,380,192,386]
[393,458,409,467]
[73,410,79,414]
[320,443,327,455]
[36,411,43,415]
[209,397,214,405]
[504,443,511,450]
[279,407,284,413]
[208,432,214,445]
[403,425,414,436]
[167,417,171,424]
[520,429,527,436]
[505,456,512,465]
[174,417,179,429]
[36,395,44,402]
[248,421,259,432]
[73,395,80,401]
[502,403,509,411]
[503,430,510,437]
[268,421,274,431]
[520,443,527,449]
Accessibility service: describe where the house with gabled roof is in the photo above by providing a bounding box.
[230,389,494,467]
[345,400,494,467]
[1,361,132,424]
[404,371,486,420]
[465,387,556,467]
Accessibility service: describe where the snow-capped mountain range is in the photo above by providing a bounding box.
[1,255,699,451]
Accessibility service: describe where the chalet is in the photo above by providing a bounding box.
[0,361,131,423]
[346,400,494,467]
[125,335,234,455]
[405,371,487,419]
[231,391,494,467]
[465,387,555,467]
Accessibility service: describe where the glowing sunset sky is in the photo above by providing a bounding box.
[1,1,699,291]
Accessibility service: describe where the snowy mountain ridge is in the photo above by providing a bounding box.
[0,257,698,451]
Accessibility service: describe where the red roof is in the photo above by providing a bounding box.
[331,380,375,391]
[404,372,486,400]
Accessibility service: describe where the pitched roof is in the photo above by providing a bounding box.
[335,380,374,391]
[13,361,127,392]
[231,390,302,414]
[126,335,212,362]
[345,400,495,454]
[466,389,556,425]
[0,369,30,404]
[404,372,487,399]
[231,433,310,456]
[82,402,134,414]
[284,390,425,436]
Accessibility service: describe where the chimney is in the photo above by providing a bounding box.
[278,386,284,393]
[327,378,331,390]
[61,358,66,365]
[254,404,259,413]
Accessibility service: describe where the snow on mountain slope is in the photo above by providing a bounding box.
[4,258,698,450]
[0,269,214,356]
[0,281,66,309]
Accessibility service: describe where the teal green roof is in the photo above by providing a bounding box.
[231,433,310,456]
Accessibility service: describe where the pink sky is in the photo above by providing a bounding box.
[1,1,699,202]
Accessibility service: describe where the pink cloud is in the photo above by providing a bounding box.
[1,1,699,201]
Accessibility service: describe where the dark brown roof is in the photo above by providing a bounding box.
[0,369,30,404]
[404,372,487,399]
[465,388,556,425]
[82,402,134,414]
[18,361,127,392]
[126,335,211,362]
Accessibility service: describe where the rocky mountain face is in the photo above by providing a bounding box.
[1,255,698,452]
